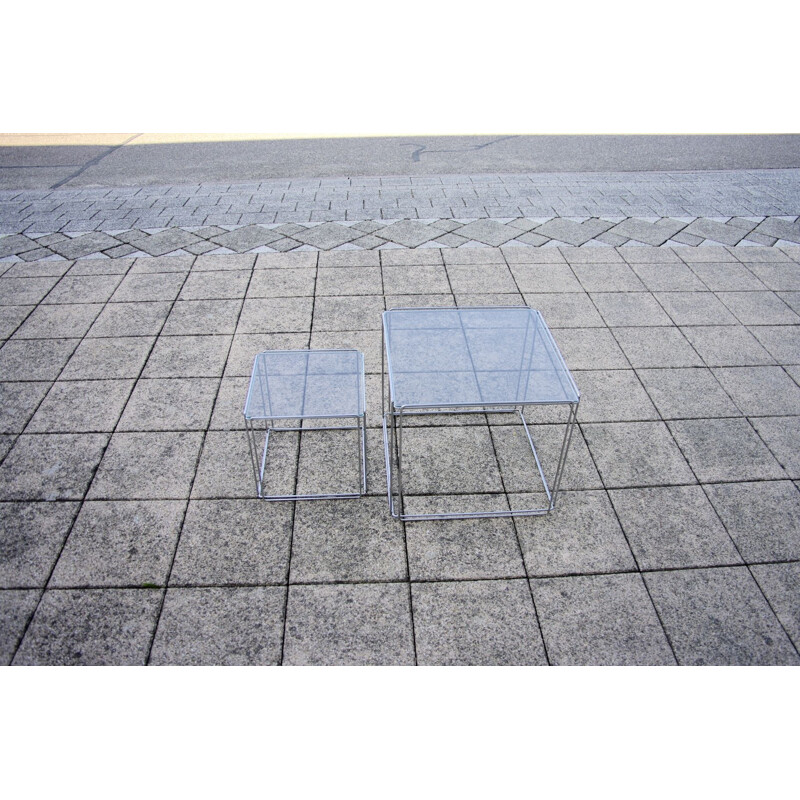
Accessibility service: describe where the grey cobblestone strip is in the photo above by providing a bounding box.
[2,215,800,261]
[1,169,799,235]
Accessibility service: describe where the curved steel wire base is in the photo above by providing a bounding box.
[246,418,367,501]
[382,404,578,521]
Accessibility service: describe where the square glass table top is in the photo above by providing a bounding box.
[244,349,365,420]
[383,307,579,409]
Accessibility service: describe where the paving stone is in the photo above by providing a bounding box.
[0,433,108,501]
[704,481,800,562]
[687,261,766,291]
[0,381,51,433]
[49,499,184,587]
[247,268,315,298]
[572,369,657,422]
[621,248,683,265]
[777,291,800,315]
[668,418,785,482]
[754,217,800,244]
[607,218,685,246]
[0,277,61,306]
[47,232,121,259]
[149,586,285,666]
[5,261,71,279]
[681,219,749,245]
[379,248,443,266]
[162,299,243,336]
[412,579,546,666]
[170,499,292,585]
[403,494,525,580]
[290,497,406,583]
[738,261,800,291]
[583,421,695,488]
[176,270,250,301]
[129,254,194,273]
[492,422,602,492]
[224,332,310,377]
[267,237,303,252]
[0,590,40,665]
[209,225,282,253]
[316,267,382,296]
[373,220,441,247]
[380,264,450,296]
[644,566,798,665]
[507,263,582,293]
[191,429,284,499]
[442,248,506,265]
[750,417,800,478]
[60,336,154,380]
[139,334,229,379]
[12,303,102,340]
[612,327,704,368]
[513,489,635,577]
[748,326,800,365]
[610,485,742,570]
[88,431,203,500]
[109,272,186,303]
[13,588,161,665]
[42,274,123,305]
[522,293,605,328]
[445,263,517,294]
[0,338,78,380]
[0,234,39,258]
[549,328,630,369]
[679,246,738,263]
[717,291,800,325]
[453,219,519,246]
[292,222,361,249]
[235,297,312,334]
[191,253,255,272]
[312,295,384,331]
[680,325,775,366]
[653,291,739,325]
[0,501,79,587]
[431,232,469,247]
[87,301,172,337]
[531,573,675,666]
[570,262,646,292]
[533,219,611,247]
[117,377,218,431]
[397,425,504,496]
[591,293,673,326]
[283,582,414,666]
[133,229,203,257]
[750,562,800,650]
[27,379,133,433]
[712,366,800,416]
[0,305,34,339]
[636,367,741,419]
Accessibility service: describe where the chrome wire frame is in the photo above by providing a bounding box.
[246,413,367,501]
[381,401,579,521]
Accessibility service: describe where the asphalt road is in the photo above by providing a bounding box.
[1,134,799,190]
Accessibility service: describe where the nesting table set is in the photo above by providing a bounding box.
[244,306,580,521]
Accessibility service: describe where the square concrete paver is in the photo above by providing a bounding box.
[26,379,134,432]
[0,433,109,501]
[283,583,415,665]
[591,293,672,326]
[522,293,605,328]
[0,590,40,665]
[162,299,243,336]
[680,325,775,366]
[687,261,766,291]
[717,291,800,325]
[750,562,800,650]
[412,579,547,666]
[704,481,800,562]
[290,497,407,583]
[87,301,172,338]
[0,501,79,587]
[609,486,742,570]
[60,336,155,379]
[582,421,695,488]
[0,338,78,381]
[117,377,218,431]
[88,431,203,499]
[573,370,658,422]
[316,267,382,296]
[141,334,232,378]
[13,588,162,665]
[170,499,292,585]
[513,490,636,577]
[111,272,186,302]
[149,587,285,666]
[247,269,315,298]
[405,495,526,581]
[12,303,103,339]
[749,417,800,478]
[49,500,185,587]
[0,381,51,433]
[612,327,704,368]
[178,270,251,300]
[636,367,741,419]
[531,573,675,666]
[712,366,800,416]
[644,567,799,665]
[668,418,785,482]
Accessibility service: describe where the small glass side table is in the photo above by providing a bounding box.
[244,349,367,500]
[381,307,580,521]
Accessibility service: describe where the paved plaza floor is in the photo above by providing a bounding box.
[2,236,800,665]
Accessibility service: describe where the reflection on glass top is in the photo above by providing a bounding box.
[244,349,365,419]
[383,307,579,408]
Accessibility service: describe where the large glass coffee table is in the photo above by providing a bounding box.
[381,306,580,521]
